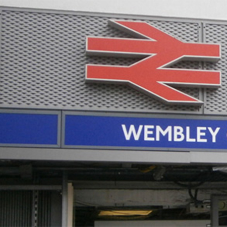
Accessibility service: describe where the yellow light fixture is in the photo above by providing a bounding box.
[98,210,152,216]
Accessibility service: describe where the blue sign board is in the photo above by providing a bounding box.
[64,114,227,150]
[2,111,227,151]
[0,112,59,146]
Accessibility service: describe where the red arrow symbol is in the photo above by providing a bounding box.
[86,20,221,105]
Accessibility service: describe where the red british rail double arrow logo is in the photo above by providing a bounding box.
[86,20,221,105]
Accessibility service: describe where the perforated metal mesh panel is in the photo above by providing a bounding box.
[204,23,227,114]
[0,9,203,113]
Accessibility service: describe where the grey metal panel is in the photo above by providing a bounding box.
[204,23,227,114]
[0,8,203,113]
[95,220,210,227]
[73,181,227,190]
[3,147,227,164]
[0,185,62,190]
[0,146,191,164]
[50,191,62,227]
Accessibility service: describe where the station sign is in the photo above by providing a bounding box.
[86,20,221,105]
[64,113,227,151]
[1,111,227,151]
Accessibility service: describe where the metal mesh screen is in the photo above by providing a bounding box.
[0,9,203,113]
[0,190,61,227]
[204,23,227,114]
[37,191,51,227]
[0,191,32,227]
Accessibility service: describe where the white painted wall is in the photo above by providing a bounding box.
[1,0,227,21]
